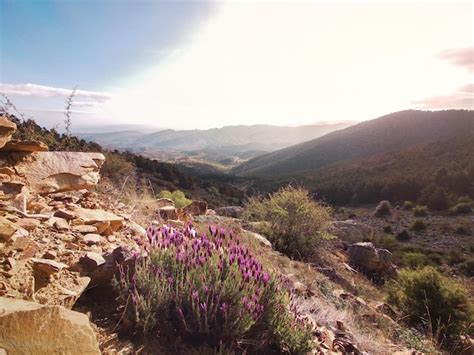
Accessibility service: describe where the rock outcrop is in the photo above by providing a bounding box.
[348,242,396,276]
[0,297,100,354]
[13,151,105,194]
[216,206,244,218]
[183,200,208,216]
[330,220,374,242]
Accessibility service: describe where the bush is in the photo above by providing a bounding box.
[114,224,314,353]
[242,186,331,260]
[101,152,136,184]
[402,252,429,269]
[386,267,472,349]
[158,190,192,209]
[413,205,429,217]
[396,230,411,242]
[383,224,392,233]
[449,203,472,215]
[374,200,391,217]
[411,219,427,231]
[402,201,414,210]
[419,184,449,211]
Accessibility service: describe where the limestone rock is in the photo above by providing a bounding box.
[330,220,374,243]
[0,216,28,241]
[348,242,395,276]
[0,297,100,354]
[83,233,101,245]
[74,207,123,235]
[158,205,178,220]
[16,217,41,231]
[244,230,272,248]
[0,116,16,149]
[216,206,244,218]
[80,252,106,271]
[54,208,77,220]
[14,151,105,194]
[155,198,174,208]
[2,139,48,152]
[184,200,208,216]
[72,224,98,234]
[32,258,67,275]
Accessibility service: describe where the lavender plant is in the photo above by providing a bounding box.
[114,224,314,353]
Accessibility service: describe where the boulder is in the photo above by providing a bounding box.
[0,297,100,354]
[348,242,395,276]
[72,224,98,234]
[155,198,174,208]
[158,206,178,220]
[244,230,272,248]
[184,200,208,216]
[13,151,105,194]
[15,217,41,231]
[2,139,48,152]
[0,116,16,149]
[74,207,123,235]
[54,208,77,220]
[216,206,244,218]
[32,258,67,275]
[330,220,374,242]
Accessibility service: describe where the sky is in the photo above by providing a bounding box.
[0,0,473,130]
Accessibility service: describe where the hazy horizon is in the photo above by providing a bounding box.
[1,0,473,130]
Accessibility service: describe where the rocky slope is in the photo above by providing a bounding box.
[0,116,427,354]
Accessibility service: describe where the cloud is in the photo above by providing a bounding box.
[411,84,474,109]
[438,47,474,72]
[0,83,112,103]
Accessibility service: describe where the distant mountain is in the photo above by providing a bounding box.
[77,122,354,158]
[233,110,474,177]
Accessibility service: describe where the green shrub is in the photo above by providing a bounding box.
[402,201,414,210]
[402,252,429,269]
[449,203,472,215]
[386,267,472,349]
[411,219,427,231]
[419,184,449,211]
[158,190,192,209]
[447,250,465,266]
[114,224,314,353]
[457,196,473,205]
[413,205,429,217]
[374,200,392,217]
[242,186,331,260]
[100,152,136,184]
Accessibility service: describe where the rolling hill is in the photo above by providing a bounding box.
[233,110,474,205]
[233,110,474,177]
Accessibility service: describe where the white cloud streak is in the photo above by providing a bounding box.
[0,83,112,103]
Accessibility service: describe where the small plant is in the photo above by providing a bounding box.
[402,201,414,210]
[449,203,472,215]
[411,219,426,231]
[158,190,192,209]
[63,87,77,137]
[114,224,314,353]
[242,186,331,260]
[402,252,429,269]
[458,259,474,277]
[374,200,392,217]
[413,205,429,217]
[386,267,472,349]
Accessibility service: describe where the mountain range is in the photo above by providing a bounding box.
[77,122,354,164]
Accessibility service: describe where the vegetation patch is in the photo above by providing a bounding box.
[114,224,314,353]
